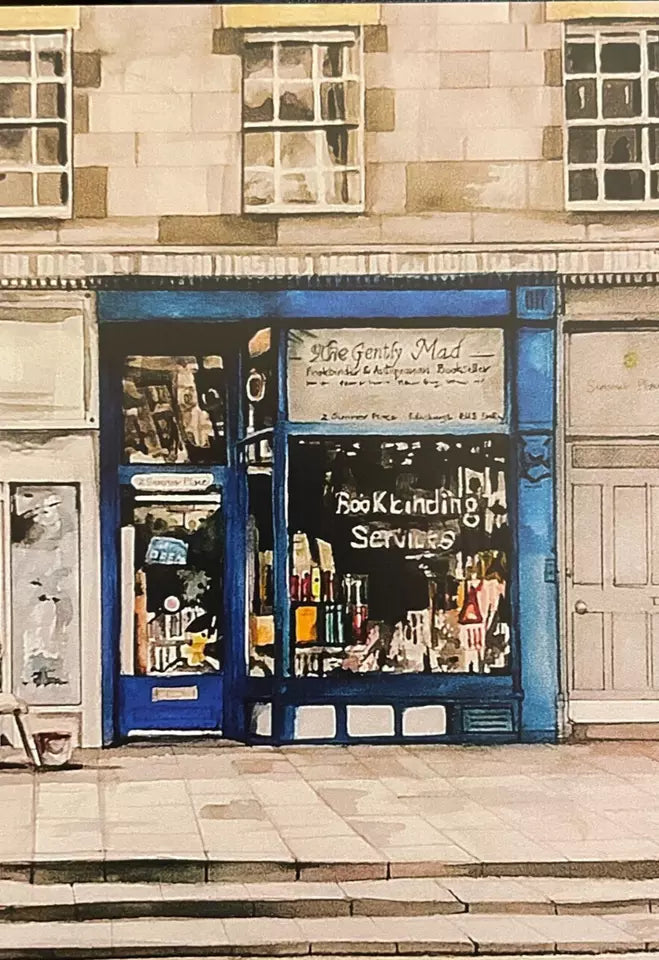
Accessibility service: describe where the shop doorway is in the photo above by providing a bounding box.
[101,325,240,738]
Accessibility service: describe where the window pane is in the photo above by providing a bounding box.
[35,36,66,78]
[568,126,597,164]
[602,78,641,118]
[321,44,344,78]
[281,171,318,204]
[569,168,598,202]
[246,328,277,435]
[0,39,30,78]
[279,43,312,79]
[10,485,81,705]
[244,80,274,123]
[604,126,641,163]
[37,83,65,120]
[0,171,33,206]
[281,130,316,168]
[244,44,273,80]
[321,127,360,167]
[244,169,275,206]
[288,436,511,678]
[0,127,31,166]
[325,169,360,205]
[0,83,30,119]
[244,131,274,167]
[600,41,640,73]
[649,35,659,72]
[604,168,645,200]
[126,499,223,676]
[566,78,597,119]
[650,126,659,163]
[565,41,596,74]
[279,83,314,121]
[321,80,359,123]
[247,467,275,678]
[650,78,659,117]
[37,125,66,165]
[37,172,65,205]
[122,356,226,465]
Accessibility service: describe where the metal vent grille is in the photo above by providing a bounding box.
[462,706,513,734]
[525,288,548,313]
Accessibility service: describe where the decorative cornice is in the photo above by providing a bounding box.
[0,247,659,288]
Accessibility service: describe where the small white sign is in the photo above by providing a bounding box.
[152,686,199,702]
[287,327,505,427]
[130,473,215,493]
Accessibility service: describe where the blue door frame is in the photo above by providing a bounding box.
[98,278,559,746]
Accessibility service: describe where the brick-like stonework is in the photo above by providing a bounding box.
[0,2,658,251]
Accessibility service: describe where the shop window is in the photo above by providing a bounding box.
[122,355,226,465]
[565,25,659,208]
[288,436,511,678]
[242,30,364,213]
[246,466,275,677]
[10,484,81,704]
[0,32,71,217]
[244,328,276,465]
[121,495,223,677]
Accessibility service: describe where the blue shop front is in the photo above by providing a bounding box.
[97,275,558,746]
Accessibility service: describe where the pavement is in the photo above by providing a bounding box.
[3,740,659,884]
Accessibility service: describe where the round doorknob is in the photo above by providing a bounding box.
[574,600,588,615]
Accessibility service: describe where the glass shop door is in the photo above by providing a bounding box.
[113,347,230,737]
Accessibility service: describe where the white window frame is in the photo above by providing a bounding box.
[0,30,72,219]
[242,28,365,215]
[564,22,659,211]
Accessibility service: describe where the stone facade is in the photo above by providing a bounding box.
[4,1,659,256]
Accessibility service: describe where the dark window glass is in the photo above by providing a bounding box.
[246,466,275,677]
[604,168,645,200]
[566,79,597,119]
[288,436,511,678]
[122,356,226,465]
[602,78,641,118]
[124,497,223,676]
[568,127,597,164]
[650,78,659,117]
[600,41,641,73]
[569,168,598,201]
[565,42,596,74]
[604,126,641,163]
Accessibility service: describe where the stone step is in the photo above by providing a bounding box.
[11,854,659,886]
[4,877,659,923]
[1,911,659,958]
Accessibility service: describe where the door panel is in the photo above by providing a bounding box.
[612,613,649,690]
[572,484,603,586]
[613,486,647,586]
[572,611,605,691]
[567,458,659,698]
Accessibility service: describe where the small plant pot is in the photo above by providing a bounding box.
[34,731,73,768]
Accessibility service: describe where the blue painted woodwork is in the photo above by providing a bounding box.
[118,675,223,736]
[98,279,559,746]
[98,289,511,323]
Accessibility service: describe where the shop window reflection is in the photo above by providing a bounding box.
[122,495,224,676]
[246,462,275,677]
[122,355,226,465]
[288,436,511,678]
[245,329,276,465]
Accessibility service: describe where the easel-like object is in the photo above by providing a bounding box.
[0,694,42,768]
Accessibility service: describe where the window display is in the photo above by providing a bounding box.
[122,355,226,464]
[123,497,223,676]
[288,436,511,677]
[10,484,81,705]
[246,465,275,677]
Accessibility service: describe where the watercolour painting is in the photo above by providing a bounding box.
[3,0,659,956]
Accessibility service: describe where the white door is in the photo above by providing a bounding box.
[567,447,659,718]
